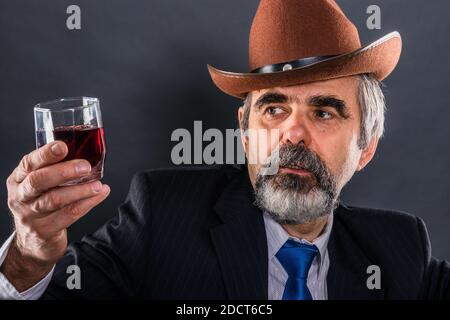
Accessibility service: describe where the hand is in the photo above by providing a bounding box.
[1,141,110,291]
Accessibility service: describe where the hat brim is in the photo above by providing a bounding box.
[207,32,402,99]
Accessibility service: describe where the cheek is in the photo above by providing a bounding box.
[331,135,362,188]
[313,121,359,168]
[316,133,359,179]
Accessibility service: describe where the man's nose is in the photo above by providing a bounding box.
[280,117,312,146]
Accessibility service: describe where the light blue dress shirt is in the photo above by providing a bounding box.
[264,212,334,300]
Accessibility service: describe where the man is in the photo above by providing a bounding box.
[0,0,449,300]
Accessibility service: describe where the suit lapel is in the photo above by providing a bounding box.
[327,204,385,300]
[210,167,268,300]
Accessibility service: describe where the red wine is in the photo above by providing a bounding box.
[36,125,106,181]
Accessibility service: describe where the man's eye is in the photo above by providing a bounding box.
[264,106,285,116]
[315,110,333,120]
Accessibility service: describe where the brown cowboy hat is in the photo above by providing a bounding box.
[208,0,402,99]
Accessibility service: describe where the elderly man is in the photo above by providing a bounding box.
[0,0,449,300]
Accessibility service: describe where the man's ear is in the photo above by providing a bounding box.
[238,106,244,129]
[237,106,248,154]
[357,136,379,171]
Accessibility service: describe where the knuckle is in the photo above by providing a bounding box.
[21,180,35,200]
[20,154,33,173]
[6,174,20,191]
[14,188,24,202]
[67,203,84,217]
[30,192,60,213]
[45,192,61,211]
[84,183,97,195]
[26,172,41,192]
[15,187,28,203]
[6,174,15,188]
[7,196,17,210]
[30,199,44,214]
[36,148,48,164]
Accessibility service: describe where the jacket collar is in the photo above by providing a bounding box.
[326,203,385,300]
[210,166,268,299]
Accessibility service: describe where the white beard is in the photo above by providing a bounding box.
[255,177,336,225]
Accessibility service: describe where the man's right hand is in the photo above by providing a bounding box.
[1,141,110,292]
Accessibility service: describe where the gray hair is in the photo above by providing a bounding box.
[240,74,386,150]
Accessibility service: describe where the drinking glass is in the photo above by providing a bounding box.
[34,97,106,185]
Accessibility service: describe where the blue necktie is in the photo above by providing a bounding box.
[276,239,319,300]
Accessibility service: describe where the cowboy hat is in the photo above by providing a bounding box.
[208,0,402,99]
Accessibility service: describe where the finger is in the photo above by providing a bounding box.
[14,141,68,183]
[29,180,104,216]
[43,184,110,234]
[17,159,92,202]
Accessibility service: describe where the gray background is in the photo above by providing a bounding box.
[0,0,449,260]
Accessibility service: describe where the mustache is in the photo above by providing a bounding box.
[264,144,332,186]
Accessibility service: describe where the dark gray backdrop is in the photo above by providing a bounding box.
[1,0,449,260]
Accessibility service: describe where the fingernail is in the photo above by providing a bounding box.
[75,162,91,174]
[91,181,102,193]
[51,143,64,156]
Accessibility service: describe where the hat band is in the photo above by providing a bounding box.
[251,55,338,74]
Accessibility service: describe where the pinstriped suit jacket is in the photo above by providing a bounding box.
[42,165,450,299]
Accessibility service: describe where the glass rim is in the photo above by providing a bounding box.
[34,97,99,113]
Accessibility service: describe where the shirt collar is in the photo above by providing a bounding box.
[263,211,334,266]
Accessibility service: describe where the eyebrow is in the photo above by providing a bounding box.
[307,95,351,119]
[253,92,351,119]
[253,92,289,111]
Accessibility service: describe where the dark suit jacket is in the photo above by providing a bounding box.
[42,165,450,299]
